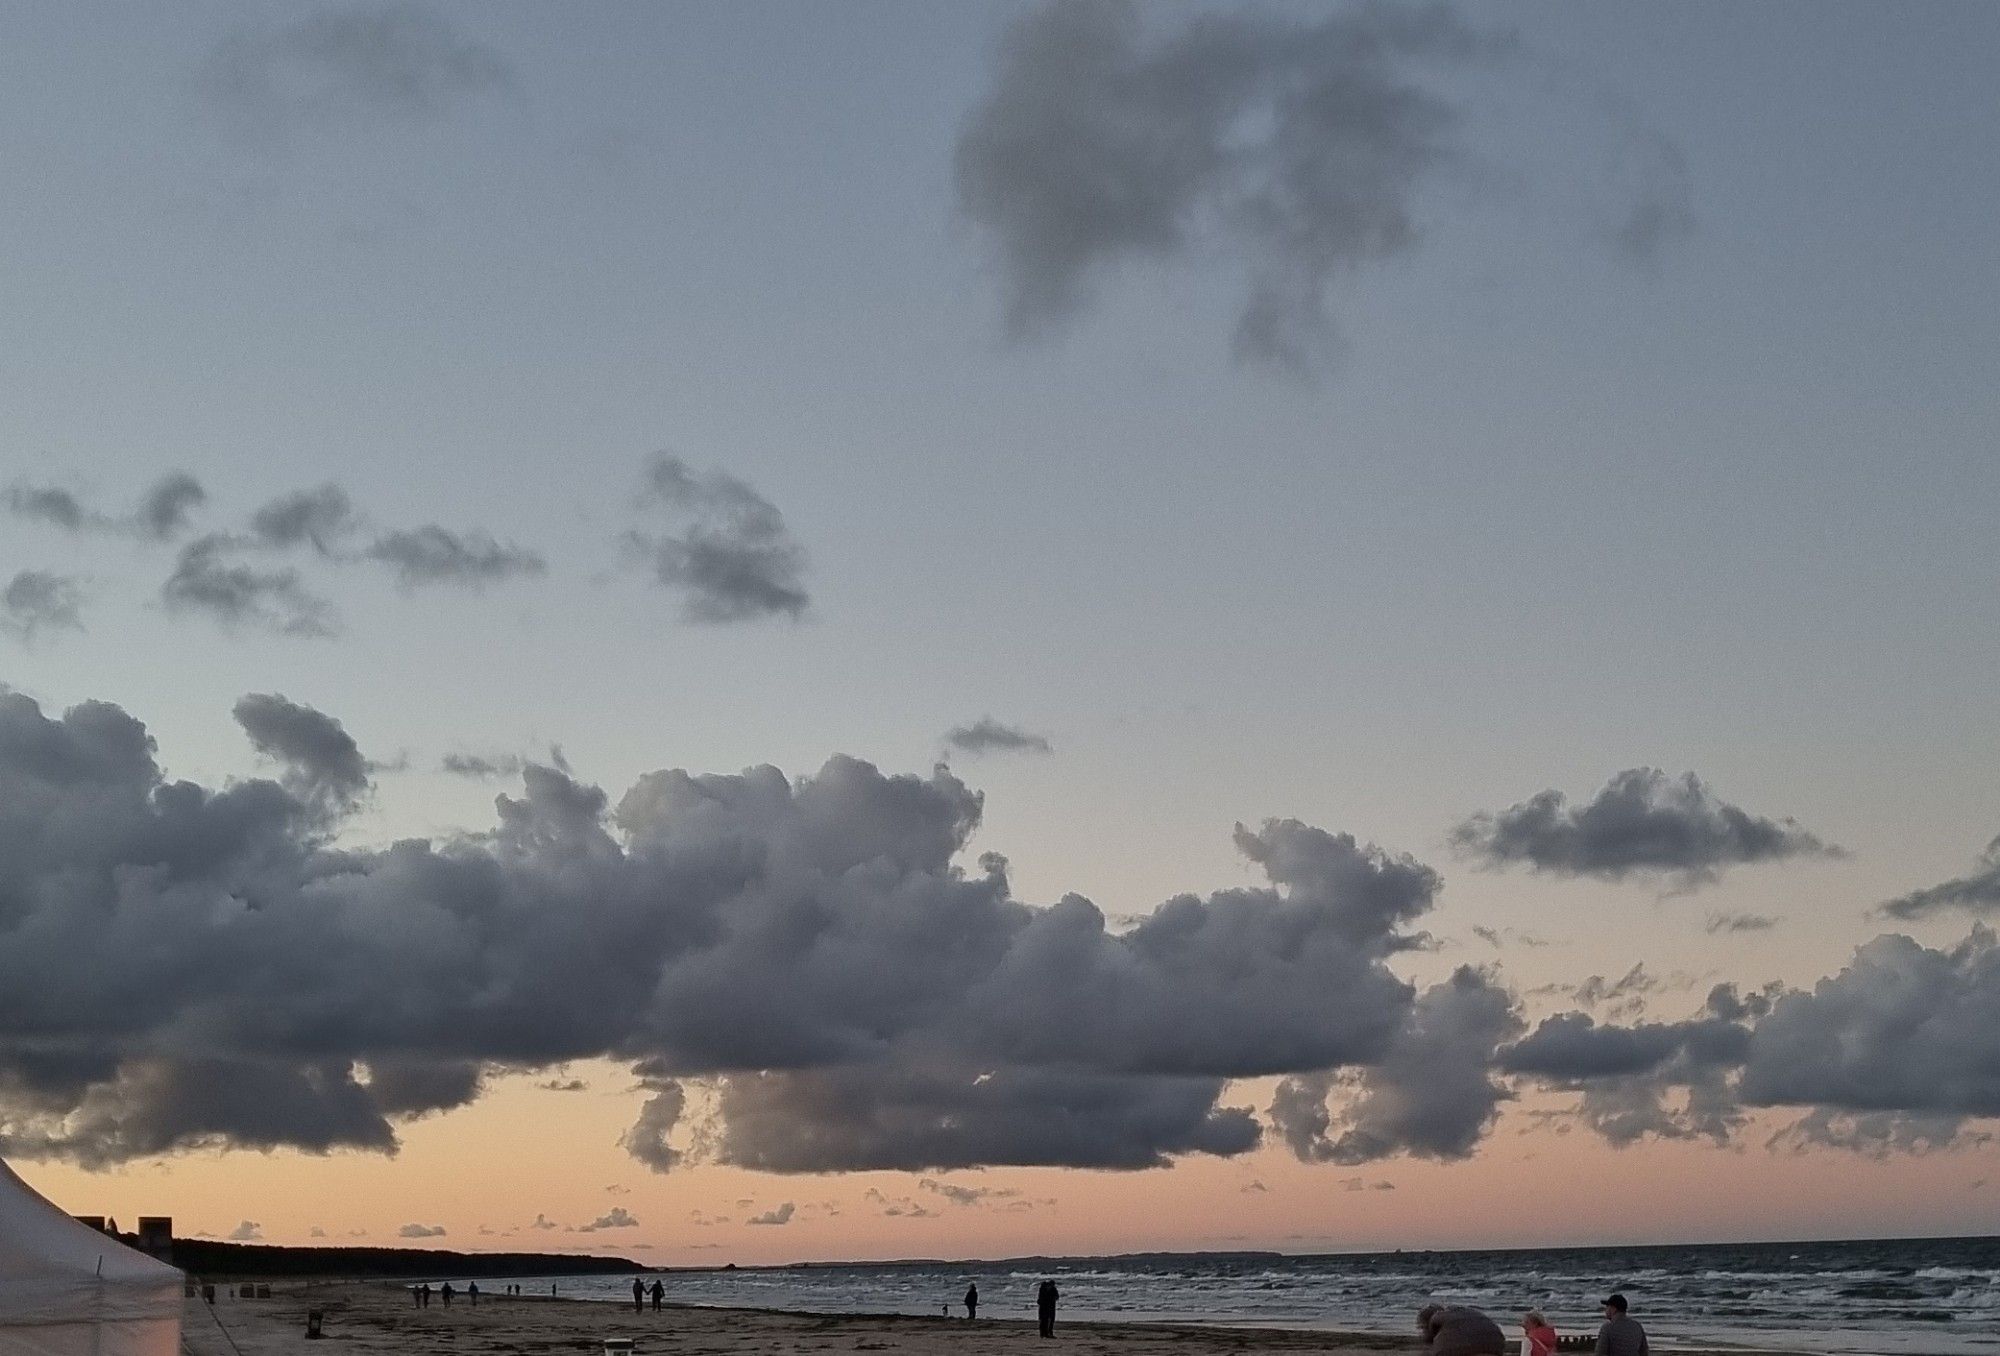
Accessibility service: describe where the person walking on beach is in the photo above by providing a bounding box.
[650,1280,665,1312]
[633,1278,646,1312]
[1595,1294,1648,1356]
[1522,1311,1557,1356]
[411,1285,422,1308]
[1418,1304,1507,1356]
[468,1281,480,1307]
[1037,1279,1059,1338]
[440,1282,454,1308]
[963,1282,979,1320]
[419,1283,432,1308]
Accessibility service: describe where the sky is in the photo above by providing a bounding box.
[2,0,1999,1264]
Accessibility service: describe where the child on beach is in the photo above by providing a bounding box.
[1522,1311,1557,1356]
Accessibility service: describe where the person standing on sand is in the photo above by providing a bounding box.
[650,1280,665,1311]
[468,1281,479,1307]
[1595,1294,1647,1356]
[1418,1303,1507,1356]
[1037,1279,1059,1338]
[441,1282,454,1308]
[963,1282,979,1320]
[1522,1311,1557,1356]
[633,1277,645,1312]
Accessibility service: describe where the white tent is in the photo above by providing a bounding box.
[0,1158,182,1356]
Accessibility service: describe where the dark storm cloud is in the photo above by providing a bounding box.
[5,473,206,541]
[1879,837,2000,919]
[250,484,361,555]
[232,693,372,817]
[625,455,810,622]
[944,718,1053,758]
[1452,768,1839,886]
[1268,967,1520,1165]
[0,689,1455,1173]
[162,535,338,636]
[365,526,546,589]
[955,1,1689,373]
[1,571,85,644]
[202,2,514,132]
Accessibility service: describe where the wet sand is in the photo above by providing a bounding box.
[179,1281,1423,1356]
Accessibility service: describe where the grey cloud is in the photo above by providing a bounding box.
[3,484,96,532]
[619,1078,685,1173]
[1269,967,1521,1165]
[918,1177,1020,1206]
[746,1202,795,1226]
[1453,768,1839,886]
[862,1189,936,1219]
[1766,1109,1982,1159]
[5,473,206,541]
[203,2,513,134]
[1707,912,1780,935]
[226,1220,263,1241]
[538,1077,588,1093]
[956,2,1686,373]
[365,526,545,589]
[0,689,1458,1173]
[250,484,361,555]
[136,474,207,542]
[441,752,526,780]
[945,718,1053,758]
[528,1214,557,1231]
[232,693,372,818]
[162,535,338,636]
[398,1223,446,1239]
[1880,837,2000,919]
[575,1207,638,1232]
[955,0,1496,371]
[1506,934,2000,1154]
[625,455,809,622]
[2,571,86,644]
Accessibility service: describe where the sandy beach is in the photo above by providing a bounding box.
[178,1282,1426,1356]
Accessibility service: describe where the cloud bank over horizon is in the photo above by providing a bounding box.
[0,686,1992,1178]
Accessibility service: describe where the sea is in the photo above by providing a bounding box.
[489,1237,2000,1356]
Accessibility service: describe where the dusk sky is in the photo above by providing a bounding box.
[3,1,1998,1264]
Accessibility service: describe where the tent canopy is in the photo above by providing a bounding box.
[0,1158,182,1356]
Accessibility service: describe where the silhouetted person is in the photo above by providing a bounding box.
[411,1286,421,1308]
[1037,1279,1059,1338]
[420,1284,432,1309]
[964,1282,979,1320]
[1418,1304,1505,1356]
[1596,1294,1648,1356]
[650,1280,665,1312]
[633,1278,646,1313]
[441,1282,454,1309]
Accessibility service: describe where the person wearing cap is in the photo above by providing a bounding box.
[1595,1294,1648,1356]
[1417,1303,1507,1356]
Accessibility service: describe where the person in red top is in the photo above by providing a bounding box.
[1522,1311,1559,1356]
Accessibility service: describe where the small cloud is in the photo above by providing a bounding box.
[1,570,86,644]
[623,455,809,623]
[1706,912,1780,934]
[162,534,337,637]
[538,1077,589,1093]
[399,1223,447,1239]
[575,1207,639,1233]
[1340,1178,1395,1192]
[1240,1179,1268,1194]
[309,1227,326,1238]
[442,751,525,780]
[746,1202,796,1226]
[529,1214,558,1231]
[227,1220,264,1241]
[943,718,1053,758]
[918,1177,1021,1207]
[365,526,545,590]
